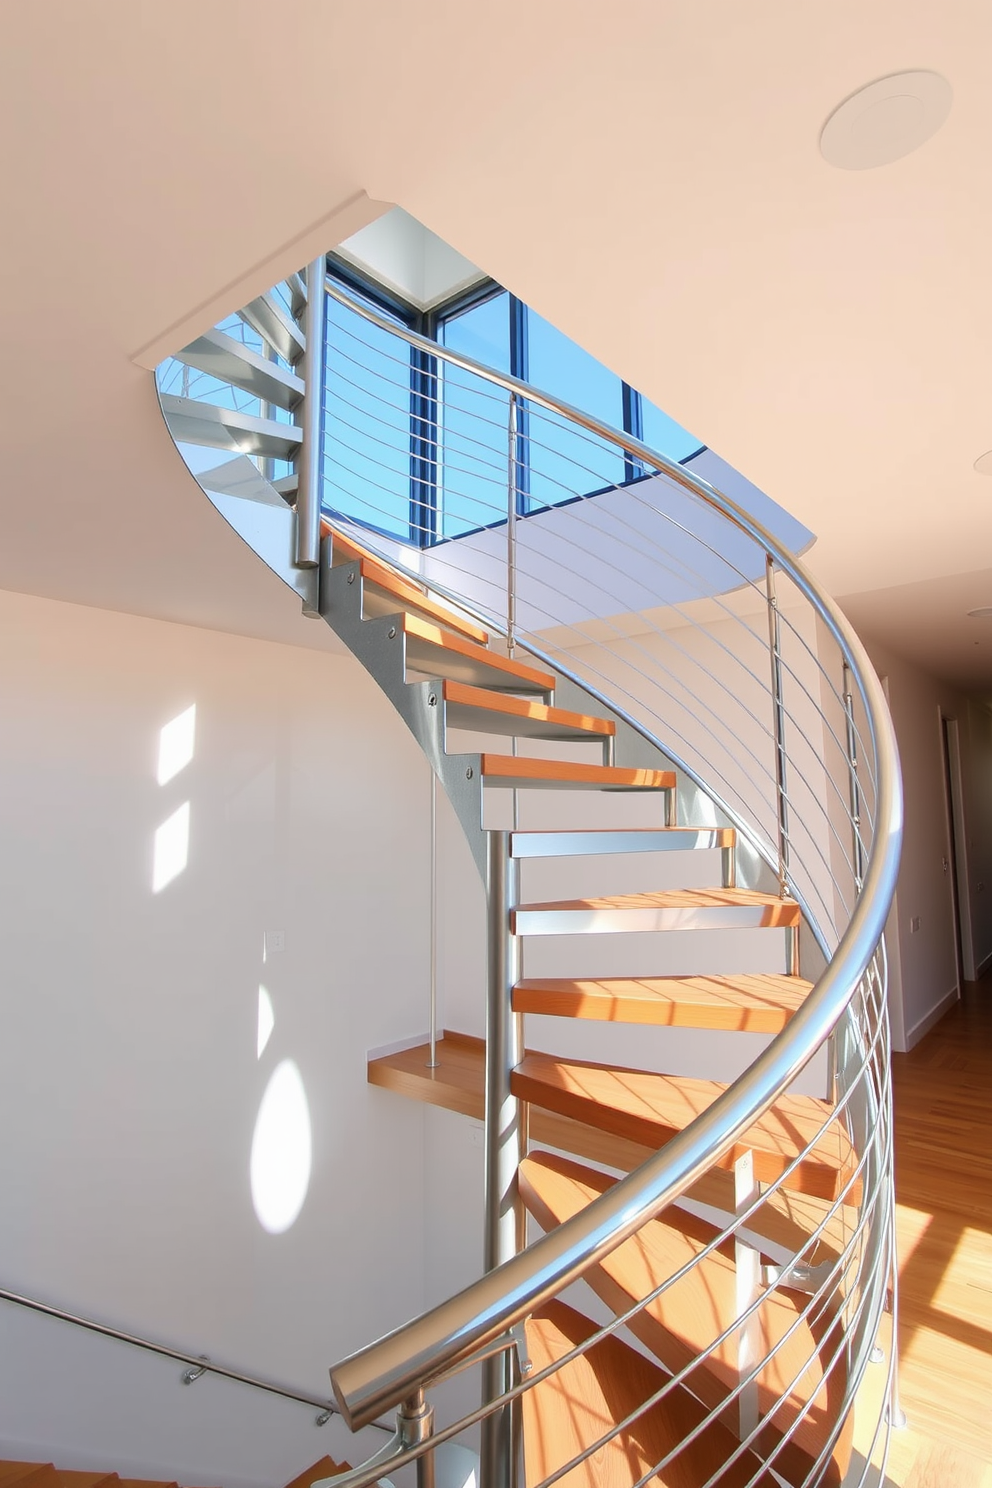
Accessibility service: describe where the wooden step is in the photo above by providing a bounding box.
[441,680,614,742]
[513,973,811,1032]
[55,1475,120,1488]
[521,1151,853,1487]
[0,1470,57,1488]
[478,754,674,792]
[349,556,490,645]
[522,1300,777,1488]
[511,1051,860,1202]
[510,827,734,858]
[114,1480,177,1488]
[512,888,801,936]
[282,1457,351,1488]
[399,614,555,695]
[367,1032,854,1250]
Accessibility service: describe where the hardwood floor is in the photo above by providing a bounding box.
[866,971,992,1485]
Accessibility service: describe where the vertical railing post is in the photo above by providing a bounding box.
[842,662,866,895]
[427,769,439,1069]
[398,1389,437,1488]
[295,256,326,568]
[507,392,520,831]
[734,1150,761,1443]
[765,556,790,897]
[258,340,277,486]
[506,392,518,655]
[481,830,526,1488]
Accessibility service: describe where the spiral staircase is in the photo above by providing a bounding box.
[155,260,902,1488]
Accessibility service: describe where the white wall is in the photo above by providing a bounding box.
[856,637,991,1049]
[0,589,444,1487]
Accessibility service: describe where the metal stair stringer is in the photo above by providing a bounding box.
[318,537,489,877]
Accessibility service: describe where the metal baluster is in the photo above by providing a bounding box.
[765,555,790,898]
[481,831,526,1488]
[507,393,520,832]
[427,769,439,1069]
[842,662,866,894]
[398,1389,437,1488]
[734,1152,761,1442]
[258,339,277,485]
[295,256,326,568]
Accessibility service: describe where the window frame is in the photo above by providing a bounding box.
[321,257,705,550]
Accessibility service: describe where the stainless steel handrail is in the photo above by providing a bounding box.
[321,279,903,1430]
[0,1282,391,1430]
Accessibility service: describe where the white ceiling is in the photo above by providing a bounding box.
[0,2,989,686]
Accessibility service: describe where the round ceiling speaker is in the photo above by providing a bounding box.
[820,71,953,170]
[974,451,992,477]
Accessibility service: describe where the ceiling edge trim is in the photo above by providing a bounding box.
[130,189,392,370]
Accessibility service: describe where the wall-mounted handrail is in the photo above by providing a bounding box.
[0,1281,391,1431]
[319,278,904,1432]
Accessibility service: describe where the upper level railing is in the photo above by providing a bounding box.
[155,263,904,1488]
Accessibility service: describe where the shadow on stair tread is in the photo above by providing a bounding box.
[367,1031,857,1257]
[512,1050,861,1203]
[520,1149,854,1487]
[523,1300,779,1488]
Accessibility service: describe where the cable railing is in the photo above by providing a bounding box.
[155,263,903,1488]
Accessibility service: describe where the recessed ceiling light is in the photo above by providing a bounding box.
[819,71,953,170]
[967,608,992,619]
[975,451,992,477]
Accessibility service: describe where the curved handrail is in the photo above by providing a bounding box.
[319,280,903,1428]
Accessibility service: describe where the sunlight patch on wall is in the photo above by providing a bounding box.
[250,1059,312,1234]
[157,704,196,785]
[152,801,190,892]
[257,985,275,1059]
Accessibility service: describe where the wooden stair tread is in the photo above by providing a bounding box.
[367,1035,856,1267]
[512,1051,860,1202]
[479,754,674,791]
[282,1457,351,1488]
[114,1481,178,1488]
[523,1300,776,1488]
[400,613,554,693]
[521,1151,853,1486]
[113,1476,179,1488]
[442,680,614,739]
[55,1475,120,1488]
[513,973,811,1031]
[353,558,489,645]
[514,888,800,922]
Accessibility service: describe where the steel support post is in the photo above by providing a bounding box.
[481,831,526,1488]
[295,257,326,568]
[734,1150,761,1443]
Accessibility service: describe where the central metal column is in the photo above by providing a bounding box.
[481,830,526,1488]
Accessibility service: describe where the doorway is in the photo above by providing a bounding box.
[939,713,971,989]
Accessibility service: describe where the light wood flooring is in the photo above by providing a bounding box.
[857,971,992,1486]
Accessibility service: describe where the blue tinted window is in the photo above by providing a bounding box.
[322,292,414,541]
[525,311,626,508]
[439,293,511,538]
[639,395,703,467]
